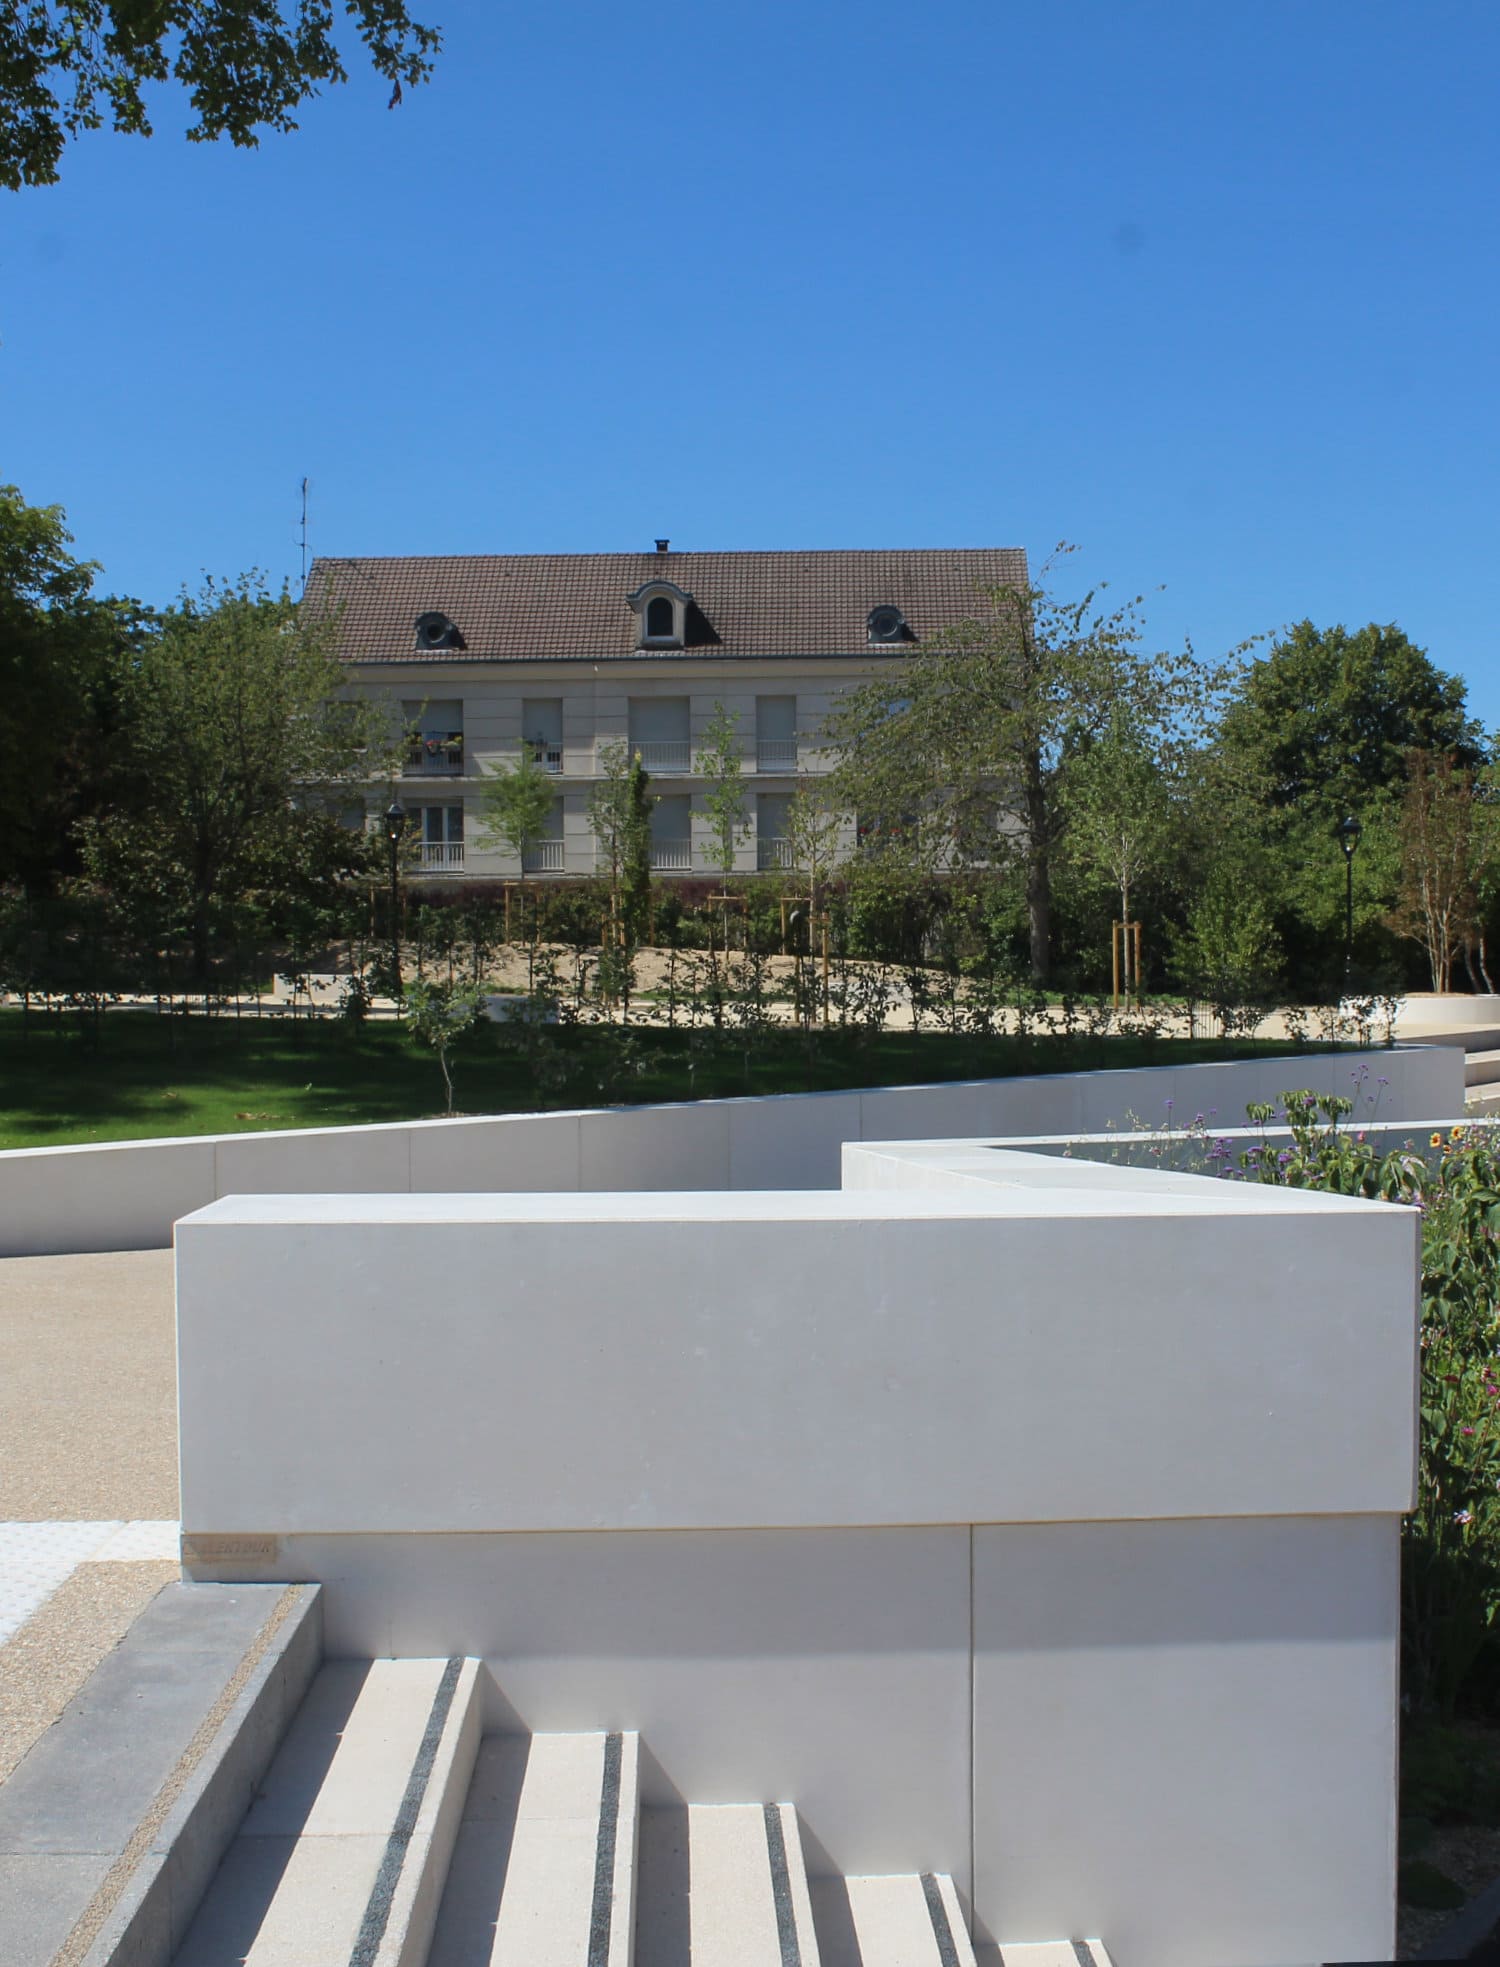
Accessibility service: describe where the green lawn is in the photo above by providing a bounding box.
[0,1006,1315,1150]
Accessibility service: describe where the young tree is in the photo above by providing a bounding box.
[402,978,485,1115]
[79,573,395,979]
[696,701,749,948]
[587,741,654,1006]
[0,0,441,189]
[1393,751,1500,992]
[828,551,1234,980]
[1059,716,1177,997]
[478,747,557,873]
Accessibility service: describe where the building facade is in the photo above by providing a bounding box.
[309,544,1028,881]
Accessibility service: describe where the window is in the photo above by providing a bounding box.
[522,799,565,873]
[627,578,691,647]
[758,792,793,869]
[523,698,563,773]
[650,794,692,871]
[402,699,463,776]
[418,804,465,870]
[646,595,675,638]
[627,697,691,773]
[756,696,797,771]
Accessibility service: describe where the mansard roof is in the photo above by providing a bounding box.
[305,546,1030,663]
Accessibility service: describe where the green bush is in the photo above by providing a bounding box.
[1239,1096,1500,1715]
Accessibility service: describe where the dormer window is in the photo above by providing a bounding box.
[414,611,465,652]
[867,605,911,644]
[628,579,692,648]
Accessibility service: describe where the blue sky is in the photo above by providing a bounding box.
[3,1,1497,721]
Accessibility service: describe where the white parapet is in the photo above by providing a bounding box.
[1,1041,1465,1256]
[176,1141,1418,1965]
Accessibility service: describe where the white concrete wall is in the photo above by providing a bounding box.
[0,1043,1462,1257]
[174,1146,1417,1963]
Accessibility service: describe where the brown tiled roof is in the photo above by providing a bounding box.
[305,548,1030,664]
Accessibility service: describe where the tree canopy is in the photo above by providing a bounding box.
[1215,620,1482,820]
[827,555,1236,980]
[0,483,151,891]
[78,573,393,976]
[0,0,441,189]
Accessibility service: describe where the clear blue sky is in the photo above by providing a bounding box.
[3,1,1497,721]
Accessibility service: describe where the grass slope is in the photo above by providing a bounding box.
[0,1007,1312,1150]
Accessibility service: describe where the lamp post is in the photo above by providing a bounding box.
[1338,813,1362,993]
[383,800,407,1004]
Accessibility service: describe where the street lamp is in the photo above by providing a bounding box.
[383,799,407,1002]
[1338,813,1362,992]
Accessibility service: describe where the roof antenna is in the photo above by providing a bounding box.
[299,477,310,594]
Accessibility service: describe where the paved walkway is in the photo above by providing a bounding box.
[0,1250,179,1785]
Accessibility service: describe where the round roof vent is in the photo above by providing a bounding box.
[414,611,463,651]
[867,605,908,643]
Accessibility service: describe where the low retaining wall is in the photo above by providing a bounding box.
[175,1141,1418,1965]
[0,1041,1462,1258]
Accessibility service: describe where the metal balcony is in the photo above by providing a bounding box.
[755,739,798,772]
[419,842,465,870]
[521,840,565,873]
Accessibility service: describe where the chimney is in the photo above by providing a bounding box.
[655,538,670,555]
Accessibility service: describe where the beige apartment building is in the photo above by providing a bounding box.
[307,543,1028,881]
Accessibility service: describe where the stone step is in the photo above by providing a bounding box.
[1466,1047,1500,1085]
[173,1654,482,1967]
[842,1871,977,1964]
[636,1800,822,1966]
[990,1944,1116,1965]
[427,1728,639,1966]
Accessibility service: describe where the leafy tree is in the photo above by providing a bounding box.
[827,551,1234,980]
[1393,751,1500,992]
[696,701,749,947]
[1059,715,1176,996]
[0,0,441,190]
[0,483,150,892]
[587,741,653,1007]
[78,572,395,978]
[402,977,484,1114]
[697,700,749,880]
[621,749,653,948]
[478,746,557,872]
[1216,621,1482,821]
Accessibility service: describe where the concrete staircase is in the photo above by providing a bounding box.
[169,1657,1115,1967]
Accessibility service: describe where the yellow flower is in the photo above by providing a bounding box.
[1431,1132,1444,1147]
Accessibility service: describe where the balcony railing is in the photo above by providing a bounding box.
[757,836,794,870]
[527,741,564,774]
[756,739,798,772]
[419,842,465,870]
[651,842,692,871]
[625,740,692,774]
[405,739,464,777]
[521,839,565,873]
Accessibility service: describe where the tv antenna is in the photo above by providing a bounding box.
[298,477,310,594]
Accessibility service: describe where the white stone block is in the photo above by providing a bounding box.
[971,1515,1399,1966]
[213,1123,411,1198]
[409,1112,582,1192]
[579,1101,732,1191]
[176,1180,1415,1537]
[0,1136,215,1256]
